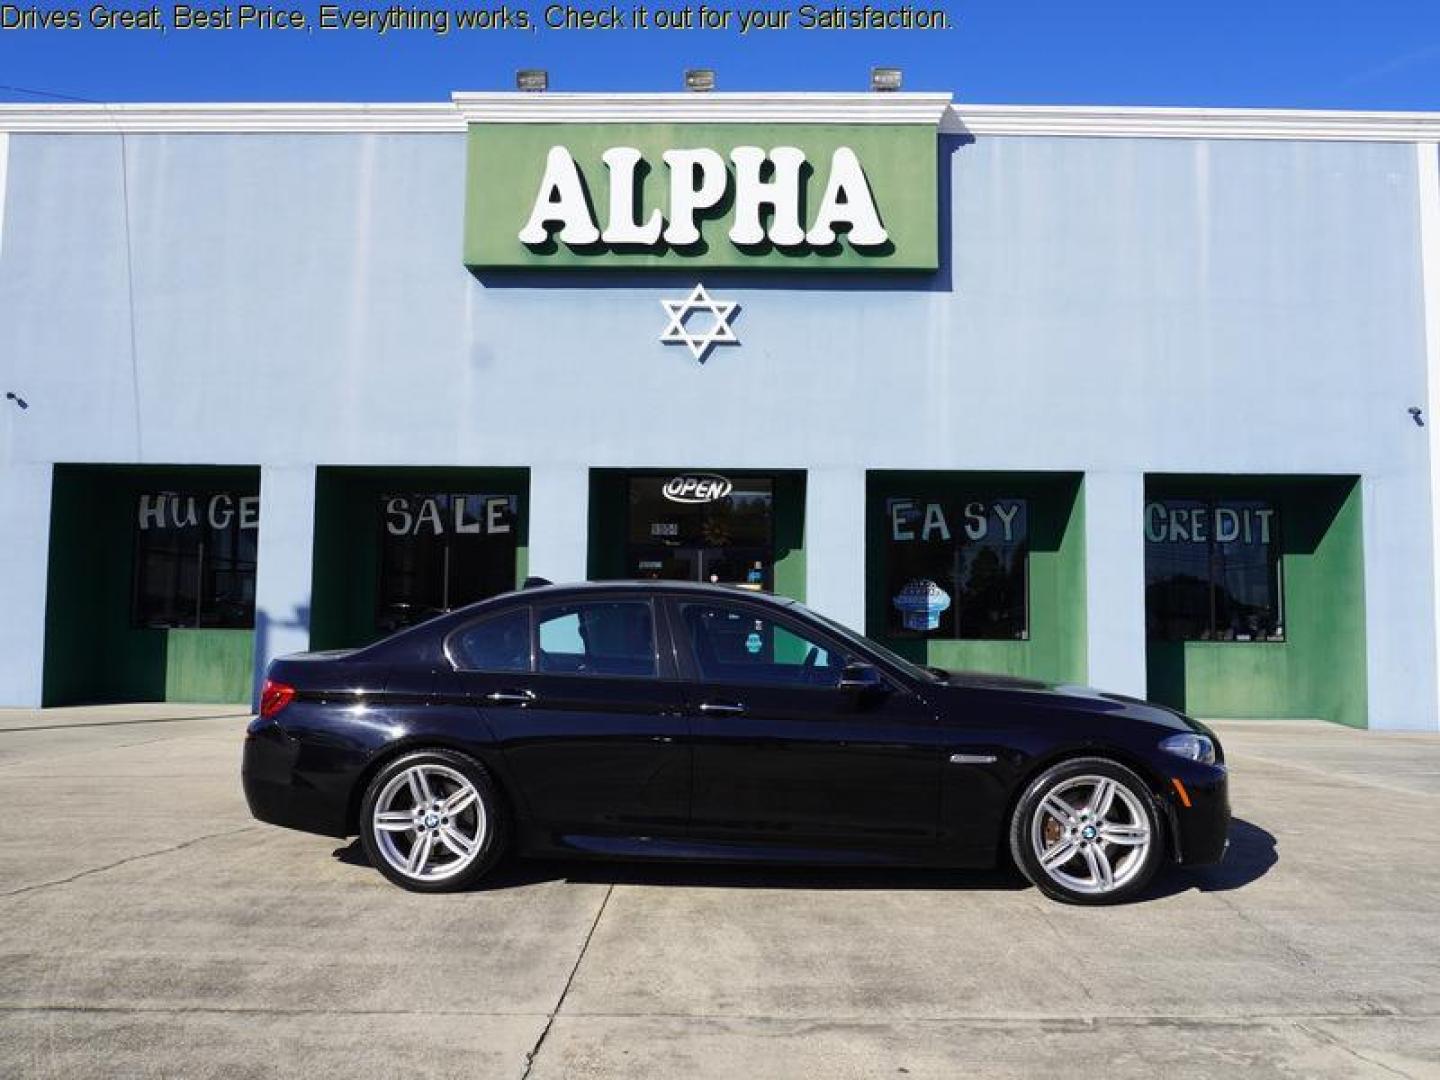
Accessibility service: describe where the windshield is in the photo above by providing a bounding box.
[793,601,944,685]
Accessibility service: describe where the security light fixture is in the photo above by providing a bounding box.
[1410,406,1425,427]
[871,67,903,92]
[685,69,715,92]
[515,69,548,92]
[4,391,26,410]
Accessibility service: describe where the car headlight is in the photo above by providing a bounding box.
[1159,732,1216,765]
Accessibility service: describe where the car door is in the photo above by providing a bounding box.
[671,596,945,856]
[447,598,689,838]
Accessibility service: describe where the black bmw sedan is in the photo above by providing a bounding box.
[243,580,1229,905]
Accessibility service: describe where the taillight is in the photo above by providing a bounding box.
[259,679,296,719]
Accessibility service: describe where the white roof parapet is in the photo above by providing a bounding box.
[0,95,1436,142]
[0,102,465,133]
[944,103,1440,142]
[451,91,955,125]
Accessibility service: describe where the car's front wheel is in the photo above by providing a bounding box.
[359,749,507,892]
[1010,757,1164,905]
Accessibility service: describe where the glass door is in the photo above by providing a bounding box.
[626,475,774,591]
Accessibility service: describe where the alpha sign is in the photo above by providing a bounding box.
[519,145,887,252]
[464,123,938,271]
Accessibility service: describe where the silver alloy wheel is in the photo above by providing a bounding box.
[1029,774,1152,896]
[371,763,487,883]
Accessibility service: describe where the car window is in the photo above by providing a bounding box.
[681,603,845,688]
[538,601,657,678]
[448,608,532,673]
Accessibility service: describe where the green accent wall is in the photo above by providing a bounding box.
[310,467,531,652]
[1145,476,1367,728]
[163,628,255,703]
[464,123,938,271]
[42,465,257,706]
[587,469,806,601]
[866,472,1087,683]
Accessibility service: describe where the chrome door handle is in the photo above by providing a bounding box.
[699,701,746,715]
[485,690,536,706]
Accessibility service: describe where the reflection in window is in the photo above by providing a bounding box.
[683,603,844,688]
[133,491,258,629]
[884,497,1029,640]
[449,608,532,673]
[1145,499,1283,642]
[537,602,656,677]
[376,493,519,633]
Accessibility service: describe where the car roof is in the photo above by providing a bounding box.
[505,580,799,604]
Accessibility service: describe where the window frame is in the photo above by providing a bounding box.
[665,596,878,693]
[443,604,535,674]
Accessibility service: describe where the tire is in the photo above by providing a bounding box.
[1009,756,1164,906]
[358,748,508,893]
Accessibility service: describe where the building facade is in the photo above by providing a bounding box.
[1,92,1438,730]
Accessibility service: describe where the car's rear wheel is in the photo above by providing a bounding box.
[359,749,507,892]
[1010,757,1163,905]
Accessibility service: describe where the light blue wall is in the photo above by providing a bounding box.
[0,128,1433,726]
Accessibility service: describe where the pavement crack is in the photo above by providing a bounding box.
[519,883,614,1080]
[0,1004,548,1019]
[1029,898,1097,1004]
[1294,1021,1419,1079]
[0,825,258,900]
[0,712,249,735]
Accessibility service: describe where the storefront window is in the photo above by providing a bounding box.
[626,475,773,591]
[376,493,519,632]
[1145,499,1283,642]
[884,497,1029,639]
[133,491,259,628]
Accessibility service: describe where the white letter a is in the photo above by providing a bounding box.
[806,147,888,248]
[518,146,601,246]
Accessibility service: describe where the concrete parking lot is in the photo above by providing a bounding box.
[1,706,1437,1079]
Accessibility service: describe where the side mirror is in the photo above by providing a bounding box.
[839,662,885,694]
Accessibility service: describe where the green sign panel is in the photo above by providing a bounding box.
[463,123,938,272]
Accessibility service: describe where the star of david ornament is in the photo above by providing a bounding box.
[659,284,739,363]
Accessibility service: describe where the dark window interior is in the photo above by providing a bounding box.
[626,476,774,591]
[1145,498,1284,642]
[884,496,1029,640]
[133,491,258,629]
[376,493,519,633]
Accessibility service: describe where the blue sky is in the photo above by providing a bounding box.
[0,1,1436,108]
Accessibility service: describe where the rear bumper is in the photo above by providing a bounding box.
[242,716,353,838]
[1165,762,1231,866]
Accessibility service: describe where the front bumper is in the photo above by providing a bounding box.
[1164,761,1230,866]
